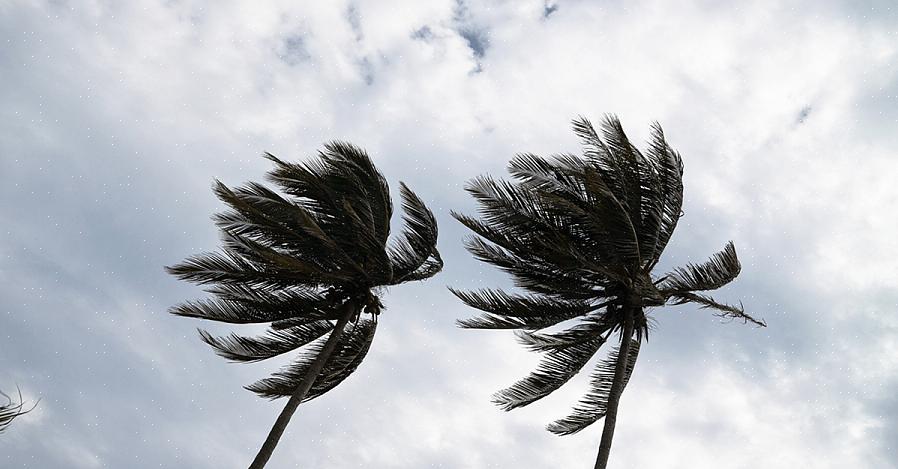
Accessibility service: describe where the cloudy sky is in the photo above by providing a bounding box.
[2,0,897,467]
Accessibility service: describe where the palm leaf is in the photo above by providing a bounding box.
[547,338,641,435]
[0,388,36,434]
[460,236,603,300]
[670,292,766,327]
[198,320,334,363]
[245,318,377,400]
[388,182,442,284]
[169,287,335,324]
[451,287,594,330]
[493,335,606,410]
[644,123,684,269]
[515,316,613,352]
[659,241,741,293]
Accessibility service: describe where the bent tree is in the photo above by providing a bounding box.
[167,143,442,468]
[451,116,765,468]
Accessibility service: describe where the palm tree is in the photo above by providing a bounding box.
[451,115,765,469]
[166,142,442,469]
[0,387,37,434]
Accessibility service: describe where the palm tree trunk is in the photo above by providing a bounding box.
[248,301,358,469]
[593,306,636,469]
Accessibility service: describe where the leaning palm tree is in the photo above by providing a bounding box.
[0,387,37,434]
[451,115,765,469]
[166,142,442,469]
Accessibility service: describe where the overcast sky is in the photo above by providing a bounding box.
[2,0,897,468]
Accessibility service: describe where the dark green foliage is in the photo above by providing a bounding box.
[453,115,765,437]
[167,142,442,400]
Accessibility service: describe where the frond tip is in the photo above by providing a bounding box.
[671,292,766,327]
[387,182,443,284]
[493,335,606,410]
[0,387,38,434]
[659,241,741,292]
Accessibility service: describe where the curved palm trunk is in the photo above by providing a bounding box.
[248,301,358,469]
[594,306,637,469]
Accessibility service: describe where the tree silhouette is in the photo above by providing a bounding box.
[451,116,765,468]
[167,143,442,468]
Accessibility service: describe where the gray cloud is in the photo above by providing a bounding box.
[543,1,559,19]
[453,0,490,72]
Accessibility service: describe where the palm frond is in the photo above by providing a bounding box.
[261,147,391,275]
[515,316,613,352]
[634,148,665,265]
[171,298,295,324]
[0,388,37,434]
[460,235,603,300]
[644,123,683,269]
[388,182,442,284]
[543,169,641,266]
[169,286,335,324]
[198,320,334,362]
[572,116,640,230]
[219,230,355,284]
[261,153,351,231]
[451,287,594,330]
[318,142,393,244]
[547,338,640,435]
[400,254,444,283]
[659,241,741,293]
[508,152,590,201]
[670,292,766,327]
[212,180,341,257]
[493,335,606,410]
[454,169,635,284]
[245,318,377,400]
[165,250,263,287]
[462,175,566,252]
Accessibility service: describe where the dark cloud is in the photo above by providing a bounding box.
[458,25,489,59]
[411,25,434,42]
[346,3,363,42]
[277,34,310,66]
[453,0,490,72]
[796,105,812,124]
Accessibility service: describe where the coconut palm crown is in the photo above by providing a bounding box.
[451,115,765,467]
[166,142,442,467]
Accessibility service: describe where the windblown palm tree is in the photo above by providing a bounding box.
[0,387,37,434]
[166,142,442,469]
[451,115,765,469]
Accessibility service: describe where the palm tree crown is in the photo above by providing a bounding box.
[166,142,442,467]
[451,116,764,465]
[168,142,442,400]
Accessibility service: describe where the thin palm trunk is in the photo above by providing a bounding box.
[594,306,636,469]
[248,301,358,469]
